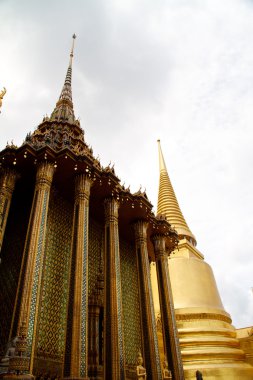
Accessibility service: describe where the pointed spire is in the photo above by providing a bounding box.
[50,34,77,124]
[157,140,196,246]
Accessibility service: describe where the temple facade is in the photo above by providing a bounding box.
[1,36,253,380]
[153,141,253,379]
[0,37,184,380]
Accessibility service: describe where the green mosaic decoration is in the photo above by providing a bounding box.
[144,247,162,379]
[0,185,31,356]
[63,204,78,377]
[88,219,103,296]
[80,205,89,377]
[35,188,73,363]
[27,191,49,355]
[120,238,142,366]
[114,224,125,378]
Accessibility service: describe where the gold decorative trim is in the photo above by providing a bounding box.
[175,312,232,324]
[9,356,30,372]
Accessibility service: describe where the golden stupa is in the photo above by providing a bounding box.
[153,140,253,379]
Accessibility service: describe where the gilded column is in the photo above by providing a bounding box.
[152,235,184,380]
[104,198,126,380]
[9,162,54,375]
[0,168,17,252]
[69,174,92,380]
[133,220,162,380]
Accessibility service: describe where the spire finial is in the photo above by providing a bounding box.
[157,139,167,172]
[69,33,77,66]
[49,34,77,123]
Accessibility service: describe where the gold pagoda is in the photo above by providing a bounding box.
[0,37,184,380]
[154,140,253,379]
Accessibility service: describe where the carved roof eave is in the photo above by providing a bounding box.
[100,167,121,187]
[0,146,150,203]
[149,214,179,253]
[0,143,95,170]
[37,119,83,135]
[100,176,178,254]
[0,144,178,253]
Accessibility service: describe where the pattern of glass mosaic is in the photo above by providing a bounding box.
[88,219,103,296]
[136,247,152,373]
[144,246,162,379]
[80,204,89,377]
[64,204,78,376]
[0,198,8,229]
[35,189,73,363]
[114,224,125,378]
[27,191,49,355]
[105,225,112,373]
[120,238,142,366]
[0,184,32,356]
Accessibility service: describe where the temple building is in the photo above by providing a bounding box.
[152,140,253,379]
[0,37,184,380]
[0,35,253,380]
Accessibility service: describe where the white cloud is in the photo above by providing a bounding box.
[0,0,253,327]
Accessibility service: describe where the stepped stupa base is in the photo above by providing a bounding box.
[184,362,253,379]
[176,310,253,379]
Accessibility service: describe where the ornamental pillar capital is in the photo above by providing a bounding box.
[152,234,167,259]
[104,197,119,223]
[35,162,55,190]
[0,167,18,194]
[74,174,93,202]
[133,220,148,244]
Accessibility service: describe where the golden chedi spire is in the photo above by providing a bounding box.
[157,139,196,246]
[50,34,77,124]
[153,140,253,379]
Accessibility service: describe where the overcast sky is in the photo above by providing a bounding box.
[0,0,253,328]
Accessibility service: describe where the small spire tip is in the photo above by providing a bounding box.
[69,34,77,65]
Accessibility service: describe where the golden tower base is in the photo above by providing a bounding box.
[167,239,253,379]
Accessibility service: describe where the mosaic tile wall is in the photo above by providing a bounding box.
[115,224,125,377]
[80,205,89,377]
[0,179,33,356]
[35,188,73,364]
[27,190,49,355]
[63,204,78,377]
[120,238,142,366]
[88,218,103,295]
[64,216,103,377]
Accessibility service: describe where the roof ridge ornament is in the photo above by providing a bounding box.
[0,87,7,113]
